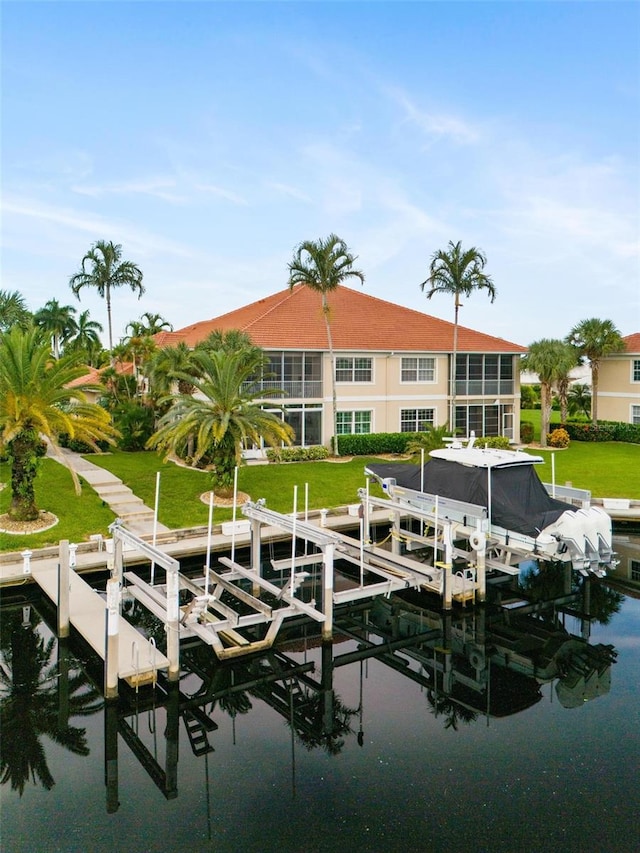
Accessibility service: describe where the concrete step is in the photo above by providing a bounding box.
[101,491,140,506]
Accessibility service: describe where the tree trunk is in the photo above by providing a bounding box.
[591,362,599,422]
[323,298,339,457]
[540,382,552,448]
[8,431,43,521]
[451,295,460,432]
[106,284,114,353]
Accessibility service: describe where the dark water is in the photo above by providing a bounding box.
[1,544,639,853]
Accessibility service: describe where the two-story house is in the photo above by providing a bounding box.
[157,284,527,447]
[596,333,640,424]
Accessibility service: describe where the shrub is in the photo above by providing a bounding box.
[520,421,534,444]
[547,428,570,448]
[561,420,640,443]
[336,432,420,456]
[112,402,156,451]
[266,445,330,463]
[476,435,511,449]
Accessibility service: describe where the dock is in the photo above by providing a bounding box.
[29,550,169,686]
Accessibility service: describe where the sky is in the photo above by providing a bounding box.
[2,0,639,349]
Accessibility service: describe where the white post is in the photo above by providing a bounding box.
[322,543,334,641]
[433,495,439,565]
[365,478,371,544]
[205,491,214,594]
[290,485,298,596]
[166,567,180,681]
[359,517,365,587]
[69,542,78,568]
[105,577,120,699]
[231,466,239,563]
[21,549,32,576]
[304,482,309,555]
[551,452,556,498]
[151,471,160,586]
[420,448,425,493]
[487,468,492,535]
[443,521,453,610]
[58,540,70,639]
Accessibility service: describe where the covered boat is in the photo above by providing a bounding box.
[365,440,614,575]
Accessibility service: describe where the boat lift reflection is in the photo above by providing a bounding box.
[98,570,617,812]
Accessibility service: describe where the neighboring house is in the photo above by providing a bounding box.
[596,333,640,424]
[67,361,136,404]
[158,284,527,448]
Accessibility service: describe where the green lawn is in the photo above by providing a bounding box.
[520,408,562,441]
[86,451,386,527]
[0,458,117,552]
[1,442,638,553]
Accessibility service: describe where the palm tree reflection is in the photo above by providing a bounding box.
[0,609,102,794]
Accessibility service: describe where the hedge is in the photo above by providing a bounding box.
[336,432,421,456]
[561,420,640,444]
[266,445,330,462]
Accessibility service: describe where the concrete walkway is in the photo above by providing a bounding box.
[49,446,169,537]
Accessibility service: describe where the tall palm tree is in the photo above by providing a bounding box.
[521,339,573,447]
[63,309,104,365]
[288,234,365,456]
[69,240,144,351]
[568,383,591,419]
[147,348,294,493]
[33,299,78,359]
[127,312,173,337]
[420,240,496,430]
[0,289,32,332]
[0,327,118,520]
[566,318,625,422]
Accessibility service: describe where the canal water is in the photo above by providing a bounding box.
[1,536,638,853]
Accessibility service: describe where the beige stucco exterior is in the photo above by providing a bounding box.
[313,350,521,445]
[597,350,640,423]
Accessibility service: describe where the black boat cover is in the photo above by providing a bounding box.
[367,459,575,538]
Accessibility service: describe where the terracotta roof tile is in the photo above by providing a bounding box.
[623,333,640,353]
[170,285,526,353]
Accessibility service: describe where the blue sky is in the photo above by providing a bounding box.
[2,1,639,348]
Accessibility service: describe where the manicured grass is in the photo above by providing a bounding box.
[0,458,116,552]
[520,408,562,441]
[527,442,640,499]
[86,451,385,528]
[1,442,638,553]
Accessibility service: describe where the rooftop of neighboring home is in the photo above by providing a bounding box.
[67,361,134,389]
[156,284,527,354]
[621,333,640,353]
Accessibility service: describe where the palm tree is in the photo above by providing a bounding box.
[566,318,625,422]
[148,341,200,398]
[0,327,118,520]
[147,348,294,493]
[521,339,573,447]
[405,423,453,461]
[132,311,173,335]
[568,383,591,419]
[33,299,78,359]
[0,289,32,332]
[420,241,496,429]
[63,309,104,365]
[69,240,144,351]
[547,342,578,423]
[287,234,365,456]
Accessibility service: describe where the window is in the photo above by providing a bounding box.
[264,403,322,447]
[455,403,503,437]
[401,357,436,383]
[401,408,435,432]
[455,354,514,395]
[633,360,640,383]
[336,357,372,383]
[336,411,371,434]
[631,559,640,582]
[632,405,640,425]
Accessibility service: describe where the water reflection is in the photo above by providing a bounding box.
[0,605,102,795]
[1,556,623,816]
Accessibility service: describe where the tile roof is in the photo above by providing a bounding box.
[166,285,526,354]
[623,333,640,354]
[67,361,134,388]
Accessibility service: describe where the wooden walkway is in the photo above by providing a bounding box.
[32,560,169,683]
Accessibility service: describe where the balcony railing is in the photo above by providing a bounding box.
[241,380,323,399]
[454,380,514,396]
